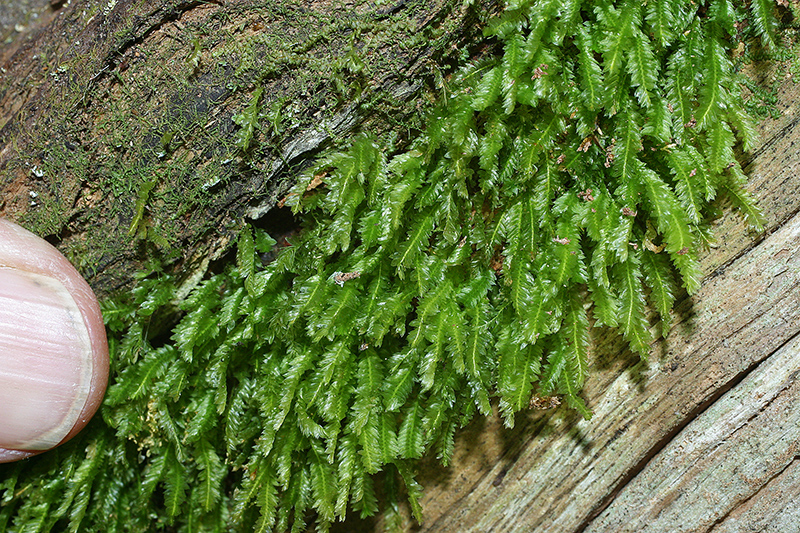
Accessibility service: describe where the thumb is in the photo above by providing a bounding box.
[0,218,108,463]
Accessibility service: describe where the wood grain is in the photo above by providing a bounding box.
[586,331,800,533]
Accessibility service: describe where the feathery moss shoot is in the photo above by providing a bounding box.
[0,0,778,531]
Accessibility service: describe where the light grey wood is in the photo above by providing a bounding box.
[710,458,800,533]
[414,209,800,533]
[586,331,800,533]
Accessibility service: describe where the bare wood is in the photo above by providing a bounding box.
[586,331,800,532]
[710,458,800,532]
[415,208,800,532]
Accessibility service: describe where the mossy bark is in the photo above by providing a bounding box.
[0,0,491,299]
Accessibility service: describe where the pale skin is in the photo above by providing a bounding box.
[0,219,108,463]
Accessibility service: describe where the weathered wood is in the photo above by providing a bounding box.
[380,75,800,532]
[0,0,50,47]
[711,459,800,533]
[412,212,800,532]
[586,331,800,532]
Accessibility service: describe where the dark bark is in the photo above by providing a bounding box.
[0,0,491,299]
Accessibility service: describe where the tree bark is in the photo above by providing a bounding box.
[0,0,489,299]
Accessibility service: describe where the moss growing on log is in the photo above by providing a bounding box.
[0,0,787,532]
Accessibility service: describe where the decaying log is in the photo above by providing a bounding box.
[0,0,490,299]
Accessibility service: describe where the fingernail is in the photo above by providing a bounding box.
[0,267,94,451]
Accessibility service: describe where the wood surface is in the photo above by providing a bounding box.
[356,75,800,533]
